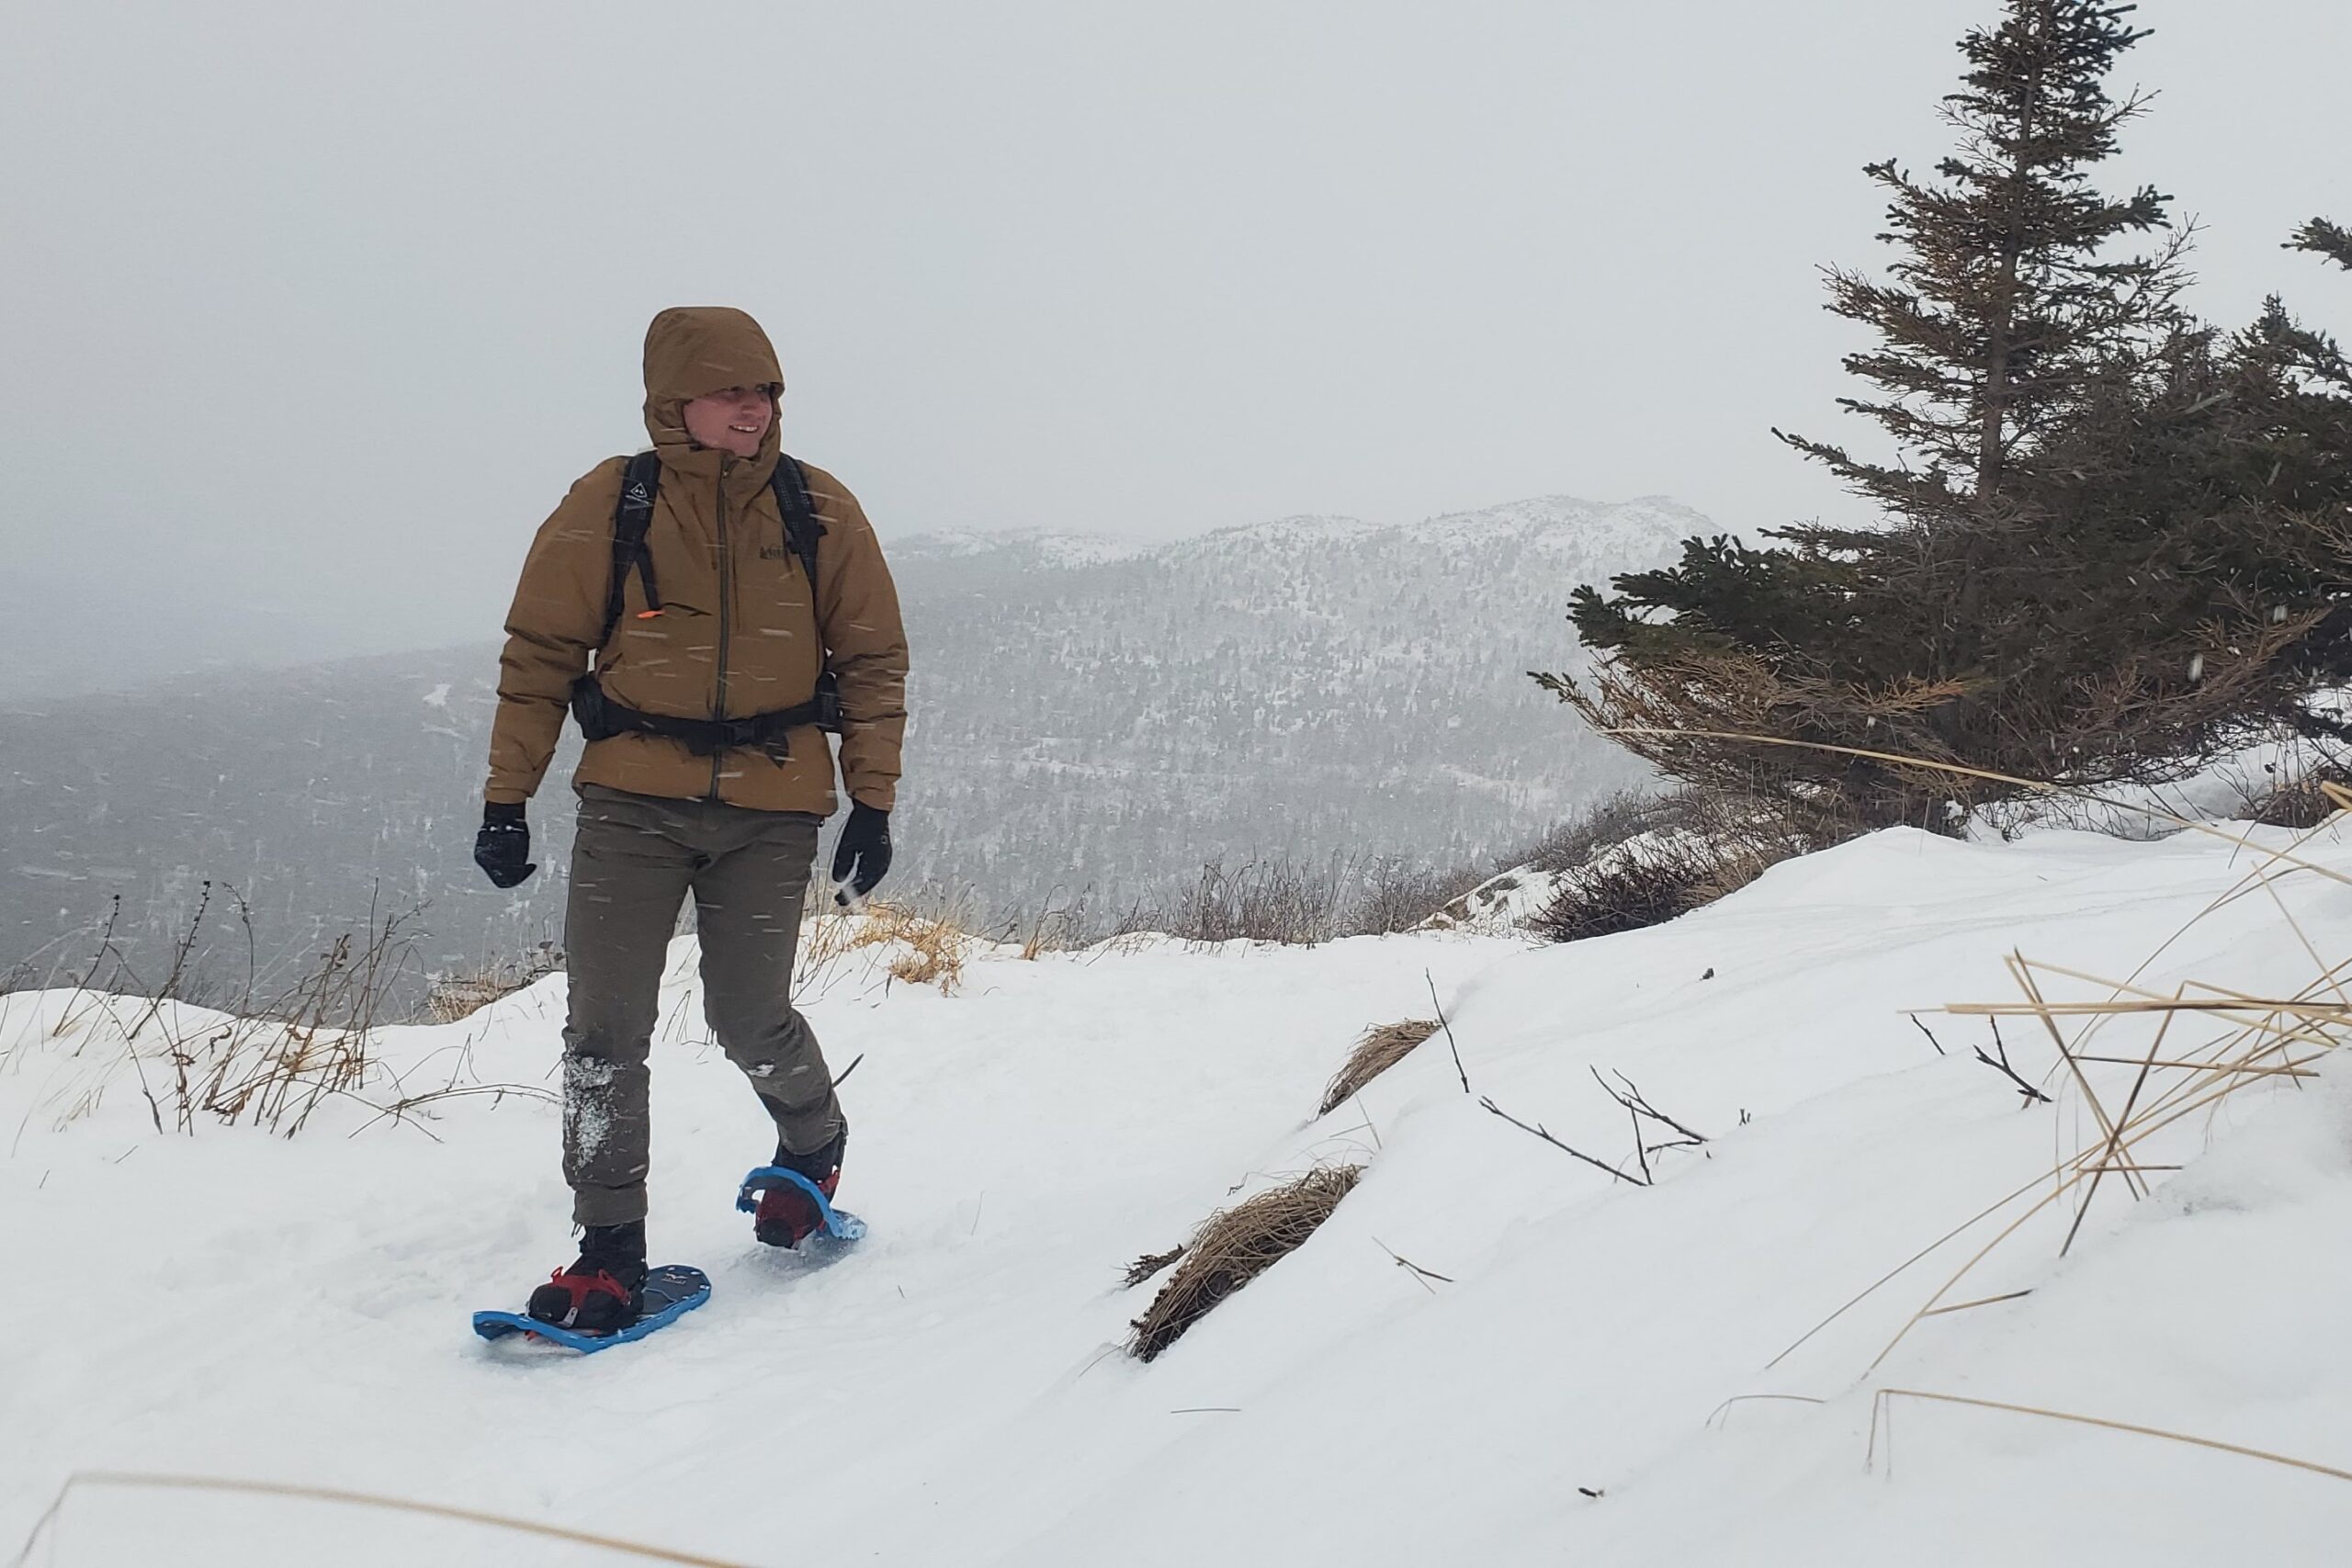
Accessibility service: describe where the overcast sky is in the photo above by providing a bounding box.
[4,0,2346,695]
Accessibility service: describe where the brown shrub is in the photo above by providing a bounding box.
[1521,787,1689,873]
[1126,1165,1363,1361]
[2245,768,2352,829]
[1169,857,1351,947]
[1344,862,1488,936]
[1527,829,1792,945]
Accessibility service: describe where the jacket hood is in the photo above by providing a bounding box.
[642,307,786,467]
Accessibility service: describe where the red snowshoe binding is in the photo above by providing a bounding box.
[754,1132,845,1249]
[526,1222,649,1335]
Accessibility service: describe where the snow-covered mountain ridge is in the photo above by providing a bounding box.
[892,494,1697,912]
[899,492,1717,569]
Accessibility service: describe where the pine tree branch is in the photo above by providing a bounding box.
[2289,218,2352,274]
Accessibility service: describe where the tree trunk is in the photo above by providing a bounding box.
[1976,1,2054,502]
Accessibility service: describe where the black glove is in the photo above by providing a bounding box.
[474,801,537,889]
[830,802,892,904]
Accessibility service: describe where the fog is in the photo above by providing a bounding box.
[4,0,2346,697]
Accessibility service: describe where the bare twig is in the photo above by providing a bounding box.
[1908,1013,1949,1056]
[1973,1019,2052,1106]
[1373,1236,1454,1292]
[1427,972,1469,1093]
[1479,1096,1646,1185]
[1594,1068,1709,1145]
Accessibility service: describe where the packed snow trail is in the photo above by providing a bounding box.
[7,824,2352,1563]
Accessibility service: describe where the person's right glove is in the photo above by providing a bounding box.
[473,801,537,889]
[830,802,892,906]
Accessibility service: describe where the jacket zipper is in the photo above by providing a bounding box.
[709,458,733,800]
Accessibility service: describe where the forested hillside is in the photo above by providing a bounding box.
[0,495,1691,994]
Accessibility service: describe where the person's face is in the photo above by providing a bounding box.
[681,384,775,457]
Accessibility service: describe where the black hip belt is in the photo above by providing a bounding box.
[571,671,842,760]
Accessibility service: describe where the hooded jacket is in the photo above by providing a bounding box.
[486,307,909,815]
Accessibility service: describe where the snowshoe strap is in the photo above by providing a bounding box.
[541,1268,633,1330]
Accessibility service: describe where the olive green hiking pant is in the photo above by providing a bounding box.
[560,784,844,1227]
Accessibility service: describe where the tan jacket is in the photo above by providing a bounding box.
[487,307,909,814]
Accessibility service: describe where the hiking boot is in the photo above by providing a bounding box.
[526,1220,649,1335]
[753,1130,845,1249]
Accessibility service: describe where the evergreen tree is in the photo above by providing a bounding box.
[1778,0,2182,514]
[1544,4,2352,831]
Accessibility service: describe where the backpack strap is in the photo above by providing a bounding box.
[768,455,842,731]
[769,454,827,593]
[601,450,665,654]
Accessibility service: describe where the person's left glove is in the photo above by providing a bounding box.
[830,802,892,906]
[473,801,537,889]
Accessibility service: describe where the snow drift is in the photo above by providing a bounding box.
[8,818,2352,1564]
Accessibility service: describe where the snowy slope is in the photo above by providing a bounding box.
[8,820,2352,1563]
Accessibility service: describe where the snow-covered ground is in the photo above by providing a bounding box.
[9,819,2352,1563]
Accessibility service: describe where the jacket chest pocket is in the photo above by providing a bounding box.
[745,546,818,633]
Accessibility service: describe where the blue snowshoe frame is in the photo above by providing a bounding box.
[471,1172,865,1352]
[735,1166,869,1243]
[473,1264,711,1354]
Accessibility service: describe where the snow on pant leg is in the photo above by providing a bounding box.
[560,785,698,1227]
[688,807,844,1159]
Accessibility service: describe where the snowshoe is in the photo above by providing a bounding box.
[476,1264,710,1353]
[737,1161,866,1246]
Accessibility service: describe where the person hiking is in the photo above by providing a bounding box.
[473,305,909,1334]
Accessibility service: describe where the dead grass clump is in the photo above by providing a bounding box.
[1123,1245,1185,1287]
[846,901,975,993]
[424,941,564,1023]
[1126,1164,1363,1362]
[1317,1019,1441,1116]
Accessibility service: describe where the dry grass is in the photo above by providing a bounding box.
[1734,754,2352,1399]
[788,889,982,998]
[845,901,978,992]
[1317,1019,1441,1116]
[1126,1165,1363,1362]
[12,1471,762,1567]
[423,941,564,1023]
[27,897,431,1139]
[874,910,972,991]
[1123,1245,1186,1287]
